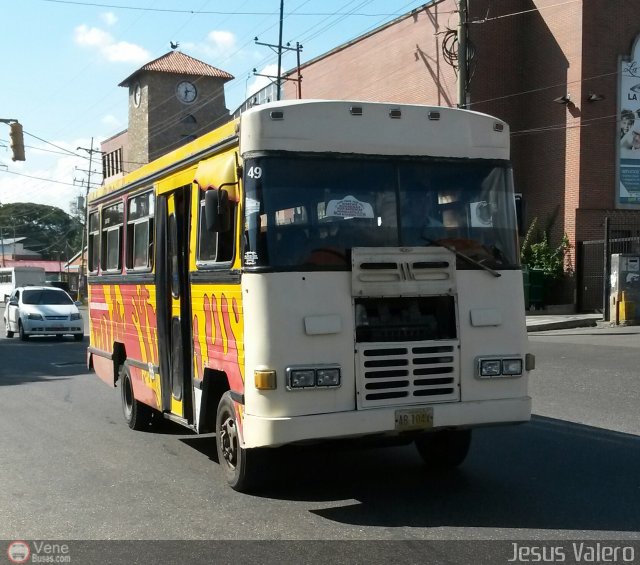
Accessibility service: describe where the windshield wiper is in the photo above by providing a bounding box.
[422,237,501,278]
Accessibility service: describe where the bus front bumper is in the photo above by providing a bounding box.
[241,396,531,448]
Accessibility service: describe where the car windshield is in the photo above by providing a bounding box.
[22,289,74,305]
[243,154,519,270]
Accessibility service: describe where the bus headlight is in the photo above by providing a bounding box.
[316,368,341,387]
[288,369,316,389]
[477,356,524,378]
[286,366,341,389]
[502,358,523,376]
[479,359,501,377]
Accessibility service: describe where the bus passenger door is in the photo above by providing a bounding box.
[156,189,193,422]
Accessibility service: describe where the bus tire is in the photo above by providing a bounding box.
[216,391,261,492]
[120,365,152,431]
[414,429,472,470]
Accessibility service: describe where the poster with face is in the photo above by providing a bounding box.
[619,36,640,205]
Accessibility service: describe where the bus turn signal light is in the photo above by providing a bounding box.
[254,370,277,390]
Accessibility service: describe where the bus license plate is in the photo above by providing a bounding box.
[395,408,433,431]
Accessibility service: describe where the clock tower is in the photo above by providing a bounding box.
[118,50,234,168]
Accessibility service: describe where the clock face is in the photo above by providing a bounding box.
[133,83,142,107]
[176,80,197,104]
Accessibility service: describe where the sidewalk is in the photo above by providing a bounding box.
[526,312,603,332]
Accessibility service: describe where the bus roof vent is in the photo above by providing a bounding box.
[350,106,363,116]
[494,122,504,132]
[428,111,441,121]
[270,111,284,120]
[389,109,402,119]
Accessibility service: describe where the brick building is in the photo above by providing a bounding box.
[282,0,640,306]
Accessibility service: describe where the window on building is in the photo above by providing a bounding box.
[126,191,155,270]
[101,202,124,272]
[197,190,235,265]
[102,148,124,179]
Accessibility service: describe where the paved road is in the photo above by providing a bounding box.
[1,317,639,547]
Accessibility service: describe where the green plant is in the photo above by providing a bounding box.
[520,217,571,281]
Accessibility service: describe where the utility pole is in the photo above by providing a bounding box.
[277,0,284,100]
[253,0,303,102]
[253,40,303,100]
[457,0,468,108]
[76,138,102,301]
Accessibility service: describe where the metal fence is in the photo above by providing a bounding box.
[577,217,640,313]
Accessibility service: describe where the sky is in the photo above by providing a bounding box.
[0,0,428,217]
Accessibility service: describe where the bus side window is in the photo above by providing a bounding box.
[101,202,124,272]
[126,191,155,271]
[197,190,236,265]
[88,211,100,273]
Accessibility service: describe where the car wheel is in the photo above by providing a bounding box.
[414,429,472,470]
[18,321,29,341]
[74,334,84,342]
[216,391,263,492]
[120,364,152,431]
[4,321,13,338]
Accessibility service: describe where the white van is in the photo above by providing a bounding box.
[0,267,47,302]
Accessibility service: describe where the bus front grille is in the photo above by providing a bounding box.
[355,341,460,408]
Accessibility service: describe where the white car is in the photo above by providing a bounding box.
[3,286,84,341]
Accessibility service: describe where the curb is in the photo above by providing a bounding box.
[527,318,600,332]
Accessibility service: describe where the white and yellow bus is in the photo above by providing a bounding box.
[87,100,533,491]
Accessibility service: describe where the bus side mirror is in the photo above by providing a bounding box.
[205,189,230,232]
[514,194,525,237]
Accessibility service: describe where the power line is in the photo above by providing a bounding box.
[37,0,427,17]
[0,139,91,158]
[0,169,80,187]
[470,0,581,24]
[467,70,619,109]
[23,130,86,159]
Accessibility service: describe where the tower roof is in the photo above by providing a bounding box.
[119,51,234,87]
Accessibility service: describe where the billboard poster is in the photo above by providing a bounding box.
[619,36,640,206]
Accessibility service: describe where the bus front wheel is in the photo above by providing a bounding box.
[120,365,152,431]
[216,391,261,492]
[414,429,472,470]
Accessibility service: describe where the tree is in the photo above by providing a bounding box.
[0,202,83,261]
[520,207,572,281]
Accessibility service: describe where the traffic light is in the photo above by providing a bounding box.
[9,121,25,161]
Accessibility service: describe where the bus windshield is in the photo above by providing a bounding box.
[243,154,519,270]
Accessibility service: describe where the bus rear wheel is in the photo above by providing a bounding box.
[120,365,152,431]
[216,391,261,492]
[414,429,472,470]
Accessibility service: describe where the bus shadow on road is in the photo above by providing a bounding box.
[247,415,640,533]
[0,337,87,386]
